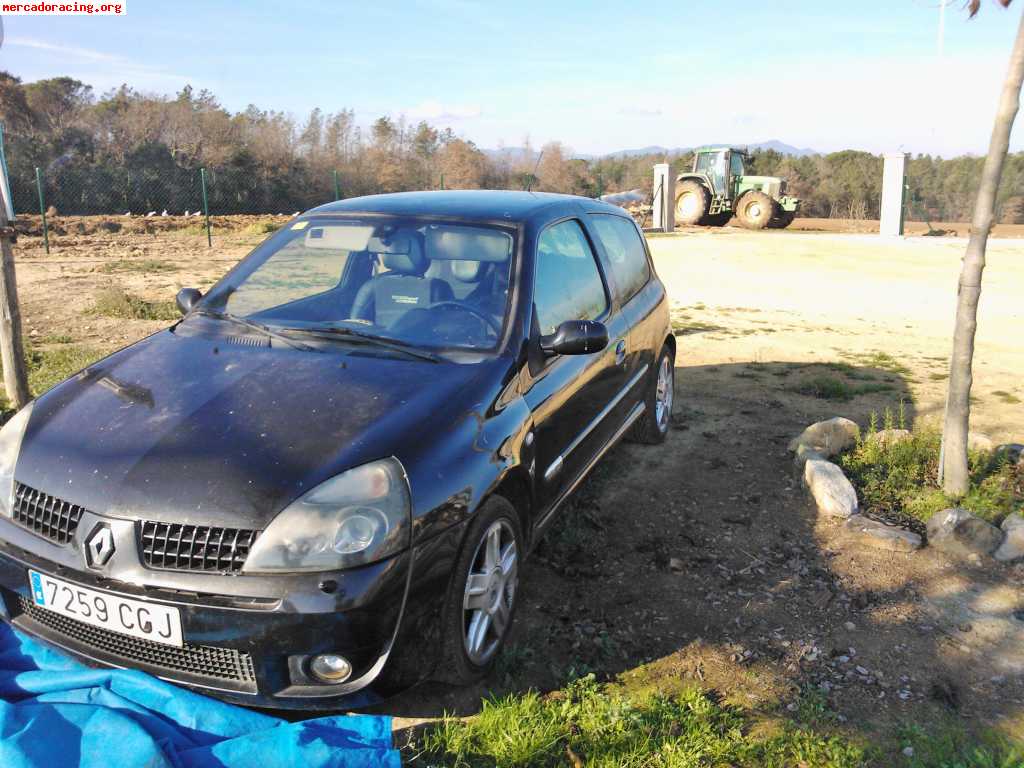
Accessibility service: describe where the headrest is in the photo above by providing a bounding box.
[425,227,511,263]
[380,233,426,275]
[451,259,484,282]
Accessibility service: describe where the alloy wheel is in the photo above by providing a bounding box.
[655,355,673,431]
[462,519,518,665]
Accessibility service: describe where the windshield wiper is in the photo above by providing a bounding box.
[283,326,443,363]
[194,310,320,353]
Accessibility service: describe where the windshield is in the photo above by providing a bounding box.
[199,216,516,352]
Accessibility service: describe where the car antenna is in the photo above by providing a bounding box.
[525,150,544,192]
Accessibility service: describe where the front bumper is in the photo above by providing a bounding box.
[0,522,415,709]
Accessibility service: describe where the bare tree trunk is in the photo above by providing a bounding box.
[0,203,30,411]
[941,9,1024,495]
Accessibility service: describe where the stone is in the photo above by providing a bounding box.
[926,508,1004,559]
[967,432,994,453]
[789,417,860,458]
[867,428,911,447]
[793,443,825,468]
[844,515,923,553]
[994,512,1024,562]
[803,459,859,518]
[669,557,685,573]
[995,443,1023,466]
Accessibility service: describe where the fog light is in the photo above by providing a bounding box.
[309,654,352,684]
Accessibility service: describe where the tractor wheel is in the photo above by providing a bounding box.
[674,181,709,225]
[768,210,796,229]
[703,212,732,227]
[736,191,775,230]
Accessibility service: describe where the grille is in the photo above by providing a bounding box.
[12,483,87,545]
[13,595,256,685]
[140,521,260,573]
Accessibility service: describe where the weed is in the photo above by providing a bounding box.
[993,390,1022,405]
[840,408,1022,525]
[795,376,854,401]
[671,319,723,336]
[413,675,869,767]
[40,333,73,344]
[244,221,282,236]
[99,259,175,274]
[1,344,110,414]
[90,287,178,321]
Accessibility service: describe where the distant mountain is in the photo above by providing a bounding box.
[598,140,818,158]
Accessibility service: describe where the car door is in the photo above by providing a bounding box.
[524,218,629,521]
[587,213,660,384]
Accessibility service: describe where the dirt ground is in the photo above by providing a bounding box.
[7,216,1024,757]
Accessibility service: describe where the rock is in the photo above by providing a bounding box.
[994,512,1024,562]
[902,747,915,758]
[926,508,1004,559]
[843,621,856,631]
[968,432,994,453]
[803,459,859,518]
[867,428,911,447]
[788,417,860,458]
[995,443,1023,466]
[669,557,685,573]
[793,443,825,467]
[844,515,923,553]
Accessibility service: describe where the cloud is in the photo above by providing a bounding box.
[406,100,482,121]
[617,106,663,117]
[7,35,124,64]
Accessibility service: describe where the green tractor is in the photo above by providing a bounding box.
[674,147,800,229]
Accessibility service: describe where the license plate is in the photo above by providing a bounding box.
[28,570,183,647]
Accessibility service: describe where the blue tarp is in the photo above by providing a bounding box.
[0,623,400,768]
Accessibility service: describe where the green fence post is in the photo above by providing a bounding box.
[333,170,341,201]
[200,167,211,248]
[439,173,445,190]
[35,167,49,255]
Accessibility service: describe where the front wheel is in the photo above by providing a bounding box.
[629,344,675,444]
[736,191,775,230]
[436,496,522,684]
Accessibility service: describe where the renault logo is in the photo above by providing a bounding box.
[85,524,115,568]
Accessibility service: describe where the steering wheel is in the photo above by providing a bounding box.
[429,301,502,338]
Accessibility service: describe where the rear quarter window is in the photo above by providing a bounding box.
[589,214,651,304]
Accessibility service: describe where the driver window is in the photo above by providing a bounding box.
[533,220,608,336]
[730,153,744,177]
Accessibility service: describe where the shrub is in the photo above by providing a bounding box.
[91,287,178,321]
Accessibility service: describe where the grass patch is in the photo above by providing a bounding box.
[840,350,911,376]
[993,390,1022,405]
[671,319,723,336]
[1,344,110,415]
[243,221,282,236]
[412,675,869,767]
[793,376,894,402]
[839,407,1023,525]
[40,333,73,344]
[90,287,178,321]
[98,259,176,274]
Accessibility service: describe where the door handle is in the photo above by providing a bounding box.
[614,339,626,366]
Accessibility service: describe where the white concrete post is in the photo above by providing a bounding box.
[652,163,674,233]
[880,152,908,237]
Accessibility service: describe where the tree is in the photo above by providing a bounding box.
[940,0,1022,495]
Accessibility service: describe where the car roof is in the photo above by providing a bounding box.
[304,190,627,224]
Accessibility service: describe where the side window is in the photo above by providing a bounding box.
[589,214,651,304]
[533,220,608,336]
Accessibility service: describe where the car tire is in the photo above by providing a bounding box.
[736,191,775,230]
[629,344,675,445]
[436,495,523,685]
[674,180,709,225]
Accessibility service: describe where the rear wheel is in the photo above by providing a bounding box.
[437,496,522,684]
[674,180,709,225]
[629,344,675,444]
[736,191,775,230]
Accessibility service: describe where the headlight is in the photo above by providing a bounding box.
[0,402,33,518]
[242,457,411,573]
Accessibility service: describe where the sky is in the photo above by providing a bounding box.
[1,0,1022,157]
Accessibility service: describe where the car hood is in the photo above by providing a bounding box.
[16,329,492,528]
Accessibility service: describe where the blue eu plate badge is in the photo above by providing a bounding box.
[30,571,45,605]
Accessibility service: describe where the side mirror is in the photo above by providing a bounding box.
[176,287,203,315]
[539,320,609,356]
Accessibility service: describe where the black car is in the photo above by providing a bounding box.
[0,191,673,709]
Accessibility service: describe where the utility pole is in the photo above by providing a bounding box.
[0,138,30,410]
